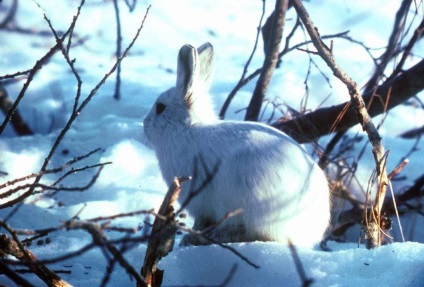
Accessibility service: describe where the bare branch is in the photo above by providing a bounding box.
[219,0,267,119]
[64,220,146,286]
[0,226,72,287]
[0,0,18,28]
[245,0,289,121]
[8,3,151,210]
[363,0,412,94]
[112,0,123,100]
[0,85,33,135]
[0,148,104,190]
[289,0,389,248]
[272,58,424,143]
[140,177,190,287]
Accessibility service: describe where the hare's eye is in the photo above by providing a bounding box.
[156,103,166,115]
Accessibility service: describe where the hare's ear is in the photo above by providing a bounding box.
[176,43,215,97]
[197,42,214,91]
[176,43,216,123]
[176,44,198,97]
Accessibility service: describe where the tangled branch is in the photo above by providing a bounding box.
[289,0,389,248]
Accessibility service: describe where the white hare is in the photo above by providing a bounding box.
[143,43,330,247]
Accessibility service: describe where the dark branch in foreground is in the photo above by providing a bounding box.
[0,232,72,287]
[140,177,188,287]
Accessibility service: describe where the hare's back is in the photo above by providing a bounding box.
[202,121,310,160]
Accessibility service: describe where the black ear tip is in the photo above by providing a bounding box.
[198,42,213,54]
[179,44,196,57]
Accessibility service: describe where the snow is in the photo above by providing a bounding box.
[0,0,423,286]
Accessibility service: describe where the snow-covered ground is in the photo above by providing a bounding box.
[0,0,423,286]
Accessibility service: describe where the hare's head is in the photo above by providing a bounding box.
[143,43,216,145]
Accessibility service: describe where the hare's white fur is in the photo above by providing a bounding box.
[143,43,330,247]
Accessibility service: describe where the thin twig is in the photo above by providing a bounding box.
[288,240,313,287]
[219,0,267,119]
[20,4,150,210]
[363,0,412,94]
[0,148,104,190]
[112,0,123,100]
[0,85,33,135]
[65,220,147,286]
[0,164,109,208]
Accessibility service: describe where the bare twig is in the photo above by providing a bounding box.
[219,0,267,119]
[11,3,151,210]
[392,17,424,78]
[363,0,412,94]
[0,158,110,209]
[388,159,409,180]
[177,157,221,214]
[288,240,313,287]
[0,0,18,28]
[0,85,33,135]
[290,0,389,248]
[64,220,146,286]
[245,0,289,121]
[0,0,84,136]
[0,45,61,135]
[112,0,123,100]
[0,69,32,80]
[220,30,351,119]
[0,148,104,190]
[218,264,239,286]
[124,0,137,12]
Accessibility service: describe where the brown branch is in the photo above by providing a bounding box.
[290,0,389,249]
[272,58,424,143]
[141,177,189,287]
[0,233,72,287]
[245,0,289,121]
